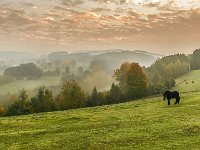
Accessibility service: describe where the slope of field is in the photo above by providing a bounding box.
[172,70,200,92]
[0,76,61,95]
[0,92,200,149]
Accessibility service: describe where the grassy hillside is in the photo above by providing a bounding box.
[0,76,61,95]
[0,92,199,149]
[172,70,200,92]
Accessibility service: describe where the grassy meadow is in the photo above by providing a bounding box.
[0,92,199,149]
[172,70,200,93]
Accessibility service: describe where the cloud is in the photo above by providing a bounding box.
[90,7,111,13]
[0,0,200,54]
[21,2,35,7]
[61,0,85,7]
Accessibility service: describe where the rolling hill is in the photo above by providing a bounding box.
[172,69,200,93]
[0,51,37,66]
[0,92,199,149]
[48,49,163,68]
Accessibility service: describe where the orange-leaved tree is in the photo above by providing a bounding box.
[113,62,148,99]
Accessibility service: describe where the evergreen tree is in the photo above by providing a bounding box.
[87,87,99,106]
[31,87,56,113]
[87,86,107,107]
[107,83,123,104]
[6,90,32,116]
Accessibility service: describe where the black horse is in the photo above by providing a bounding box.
[163,91,180,105]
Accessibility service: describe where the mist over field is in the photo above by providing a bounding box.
[0,49,163,116]
[0,49,161,95]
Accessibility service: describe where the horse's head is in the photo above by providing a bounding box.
[163,91,170,101]
[163,93,166,101]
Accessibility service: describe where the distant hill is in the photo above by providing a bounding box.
[48,49,163,69]
[0,51,37,66]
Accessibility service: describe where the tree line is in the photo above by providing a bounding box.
[1,49,200,116]
[1,62,148,116]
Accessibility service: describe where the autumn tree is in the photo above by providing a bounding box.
[114,62,148,99]
[0,106,5,116]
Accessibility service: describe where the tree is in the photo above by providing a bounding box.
[87,87,99,106]
[56,80,86,110]
[6,90,32,116]
[31,87,56,113]
[0,106,5,116]
[147,82,165,95]
[4,63,43,79]
[164,78,175,90]
[65,66,70,75]
[77,66,84,75]
[114,62,148,99]
[87,86,107,107]
[56,67,60,76]
[113,62,132,93]
[191,49,200,70]
[107,83,124,104]
[145,54,189,95]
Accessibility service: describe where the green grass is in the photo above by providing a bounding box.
[172,70,200,92]
[0,76,61,95]
[0,92,200,149]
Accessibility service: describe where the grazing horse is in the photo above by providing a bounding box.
[163,91,180,105]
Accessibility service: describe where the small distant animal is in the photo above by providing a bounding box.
[163,91,180,106]
[192,81,194,83]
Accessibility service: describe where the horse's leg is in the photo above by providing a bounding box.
[177,96,180,104]
[174,98,178,105]
[174,96,180,105]
[168,99,170,105]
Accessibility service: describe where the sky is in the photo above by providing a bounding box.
[0,0,200,55]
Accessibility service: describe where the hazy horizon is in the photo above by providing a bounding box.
[0,0,200,55]
[0,48,165,55]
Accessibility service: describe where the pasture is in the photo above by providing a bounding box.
[0,76,61,95]
[0,92,199,149]
[172,70,200,93]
